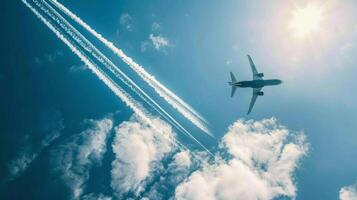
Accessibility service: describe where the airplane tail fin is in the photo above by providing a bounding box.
[229,72,238,97]
[230,72,237,83]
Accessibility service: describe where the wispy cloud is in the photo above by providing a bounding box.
[175,118,308,200]
[151,22,161,31]
[34,50,63,65]
[51,117,113,199]
[340,183,357,200]
[7,133,60,180]
[149,34,169,50]
[141,34,170,52]
[140,41,151,52]
[81,193,112,200]
[6,111,63,180]
[111,115,174,198]
[119,13,133,31]
[69,64,87,72]
[7,146,39,179]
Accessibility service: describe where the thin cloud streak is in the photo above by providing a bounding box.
[48,0,212,137]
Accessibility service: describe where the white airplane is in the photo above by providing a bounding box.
[228,55,282,114]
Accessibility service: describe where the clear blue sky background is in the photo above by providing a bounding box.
[1,0,356,199]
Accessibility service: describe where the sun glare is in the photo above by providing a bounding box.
[290,4,324,39]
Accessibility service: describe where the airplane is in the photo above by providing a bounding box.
[228,55,282,114]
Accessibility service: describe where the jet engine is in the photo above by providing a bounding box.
[257,91,264,96]
[257,73,264,78]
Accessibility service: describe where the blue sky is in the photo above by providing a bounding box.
[1,0,357,199]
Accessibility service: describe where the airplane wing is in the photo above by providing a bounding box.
[247,55,262,80]
[247,88,262,114]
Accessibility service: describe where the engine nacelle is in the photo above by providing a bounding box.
[257,73,264,78]
[257,91,264,96]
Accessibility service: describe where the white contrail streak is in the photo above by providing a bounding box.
[21,0,189,155]
[22,0,148,125]
[23,0,213,156]
[34,0,212,155]
[35,0,182,139]
[48,0,212,137]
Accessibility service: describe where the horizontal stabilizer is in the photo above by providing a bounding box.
[231,86,237,97]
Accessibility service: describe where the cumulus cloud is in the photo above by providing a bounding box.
[140,150,194,199]
[149,34,169,50]
[110,115,175,198]
[52,117,113,199]
[19,113,306,200]
[171,151,192,171]
[340,183,357,200]
[175,118,308,200]
[120,13,133,31]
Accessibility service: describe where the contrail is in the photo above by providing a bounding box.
[23,0,213,156]
[22,0,148,124]
[35,0,182,137]
[34,0,212,155]
[48,0,213,137]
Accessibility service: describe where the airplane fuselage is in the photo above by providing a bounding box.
[231,79,282,88]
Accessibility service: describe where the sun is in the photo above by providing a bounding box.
[289,4,324,39]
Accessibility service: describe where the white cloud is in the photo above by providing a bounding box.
[171,151,191,170]
[175,118,308,200]
[7,148,39,179]
[340,183,357,200]
[139,150,194,200]
[52,117,113,199]
[111,115,174,198]
[149,34,169,50]
[166,150,193,187]
[120,13,133,31]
